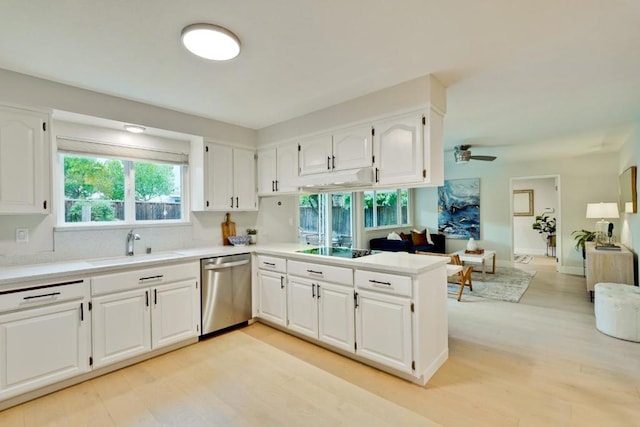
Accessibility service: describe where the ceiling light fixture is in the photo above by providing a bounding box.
[181,23,241,61]
[124,124,146,133]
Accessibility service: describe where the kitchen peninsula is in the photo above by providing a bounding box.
[0,244,449,409]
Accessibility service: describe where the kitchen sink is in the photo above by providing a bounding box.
[87,252,183,267]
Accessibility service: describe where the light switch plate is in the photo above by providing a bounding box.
[16,228,29,243]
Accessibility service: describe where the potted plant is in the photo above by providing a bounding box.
[571,229,596,258]
[532,214,556,246]
[246,228,257,244]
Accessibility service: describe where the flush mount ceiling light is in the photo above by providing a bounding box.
[181,23,241,61]
[124,124,146,133]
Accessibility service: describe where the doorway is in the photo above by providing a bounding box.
[511,176,560,270]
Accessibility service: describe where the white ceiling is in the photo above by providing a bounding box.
[1,0,639,160]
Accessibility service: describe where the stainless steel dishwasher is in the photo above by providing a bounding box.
[200,253,251,335]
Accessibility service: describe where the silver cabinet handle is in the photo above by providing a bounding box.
[205,259,250,270]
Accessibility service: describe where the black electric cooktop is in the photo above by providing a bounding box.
[296,246,378,259]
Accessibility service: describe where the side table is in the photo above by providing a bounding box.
[453,250,496,280]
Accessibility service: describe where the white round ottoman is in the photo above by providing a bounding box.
[594,283,640,342]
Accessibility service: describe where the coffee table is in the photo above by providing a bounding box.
[453,250,496,280]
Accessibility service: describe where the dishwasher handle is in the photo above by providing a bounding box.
[204,259,250,270]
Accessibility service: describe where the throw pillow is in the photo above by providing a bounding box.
[411,229,428,246]
[412,228,435,246]
[387,231,402,240]
[399,232,410,241]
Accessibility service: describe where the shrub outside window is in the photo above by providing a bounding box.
[61,154,183,224]
[364,189,409,229]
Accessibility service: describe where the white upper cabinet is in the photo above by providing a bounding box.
[332,124,372,172]
[422,108,444,187]
[373,112,424,186]
[204,143,256,211]
[257,143,299,195]
[298,135,333,176]
[298,126,372,176]
[0,105,50,214]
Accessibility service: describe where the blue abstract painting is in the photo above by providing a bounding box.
[438,178,480,239]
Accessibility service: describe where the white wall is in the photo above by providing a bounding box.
[618,123,639,285]
[0,69,256,146]
[414,152,619,274]
[513,177,558,255]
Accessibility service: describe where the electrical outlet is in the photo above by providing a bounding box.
[16,228,29,243]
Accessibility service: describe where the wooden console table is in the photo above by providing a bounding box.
[585,242,634,302]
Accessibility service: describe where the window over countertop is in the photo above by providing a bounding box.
[57,137,188,226]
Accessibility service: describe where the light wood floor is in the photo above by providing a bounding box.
[2,262,640,426]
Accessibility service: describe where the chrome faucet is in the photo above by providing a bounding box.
[126,229,141,256]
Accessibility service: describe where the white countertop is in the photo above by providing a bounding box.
[0,244,448,291]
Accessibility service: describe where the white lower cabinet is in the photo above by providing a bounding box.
[287,277,355,353]
[92,288,151,368]
[0,280,90,401]
[151,280,199,349]
[354,289,412,373]
[91,262,200,369]
[257,269,287,326]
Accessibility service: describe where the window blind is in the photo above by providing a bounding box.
[57,137,189,165]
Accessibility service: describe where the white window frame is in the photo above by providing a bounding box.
[298,192,355,247]
[363,188,411,230]
[56,152,189,227]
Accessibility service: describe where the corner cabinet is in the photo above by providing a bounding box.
[0,105,51,214]
[256,255,287,326]
[204,143,257,211]
[257,144,299,195]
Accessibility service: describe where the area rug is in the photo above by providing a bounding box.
[514,254,533,264]
[447,267,536,303]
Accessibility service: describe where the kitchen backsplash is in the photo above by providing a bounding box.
[0,195,299,267]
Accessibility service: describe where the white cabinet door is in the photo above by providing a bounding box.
[205,143,234,210]
[299,135,332,175]
[373,113,424,185]
[258,270,287,326]
[317,282,354,353]
[286,277,318,339]
[0,105,50,214]
[151,280,199,349]
[355,289,412,373]
[257,147,277,195]
[0,300,89,400]
[233,147,257,210]
[92,288,151,368]
[332,125,372,172]
[275,143,299,193]
[422,109,444,186]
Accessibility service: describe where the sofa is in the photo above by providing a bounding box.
[369,231,446,254]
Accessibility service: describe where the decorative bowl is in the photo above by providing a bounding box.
[228,235,251,246]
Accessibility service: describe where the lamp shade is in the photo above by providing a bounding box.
[586,202,619,219]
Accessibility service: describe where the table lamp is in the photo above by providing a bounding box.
[586,202,619,244]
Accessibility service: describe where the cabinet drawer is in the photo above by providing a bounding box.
[355,270,412,297]
[288,260,353,286]
[257,255,286,273]
[0,279,87,314]
[92,261,199,296]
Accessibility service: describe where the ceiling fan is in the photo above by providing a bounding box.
[454,145,497,164]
